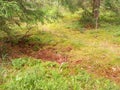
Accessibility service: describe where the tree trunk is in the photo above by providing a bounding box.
[92,0,100,29]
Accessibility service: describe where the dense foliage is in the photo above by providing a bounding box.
[0,0,20,36]
[0,0,61,38]
[0,0,120,36]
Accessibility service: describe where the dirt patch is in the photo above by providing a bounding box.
[32,49,68,64]
[98,66,120,84]
[68,59,120,84]
[0,42,68,64]
[79,63,120,84]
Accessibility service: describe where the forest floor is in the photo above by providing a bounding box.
[0,14,120,90]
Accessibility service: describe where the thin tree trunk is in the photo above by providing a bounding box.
[92,0,100,29]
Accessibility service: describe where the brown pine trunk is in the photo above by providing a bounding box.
[92,0,100,29]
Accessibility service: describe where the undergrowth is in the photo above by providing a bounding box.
[0,58,119,90]
[0,11,120,90]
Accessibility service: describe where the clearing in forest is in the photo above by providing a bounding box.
[0,14,120,90]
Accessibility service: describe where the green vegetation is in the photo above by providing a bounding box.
[1,14,120,89]
[0,58,119,90]
[0,0,120,90]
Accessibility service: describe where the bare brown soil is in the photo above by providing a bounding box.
[34,50,67,64]
[98,66,120,83]
[0,42,68,64]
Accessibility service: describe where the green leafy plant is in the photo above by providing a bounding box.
[0,58,119,90]
[12,58,28,69]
